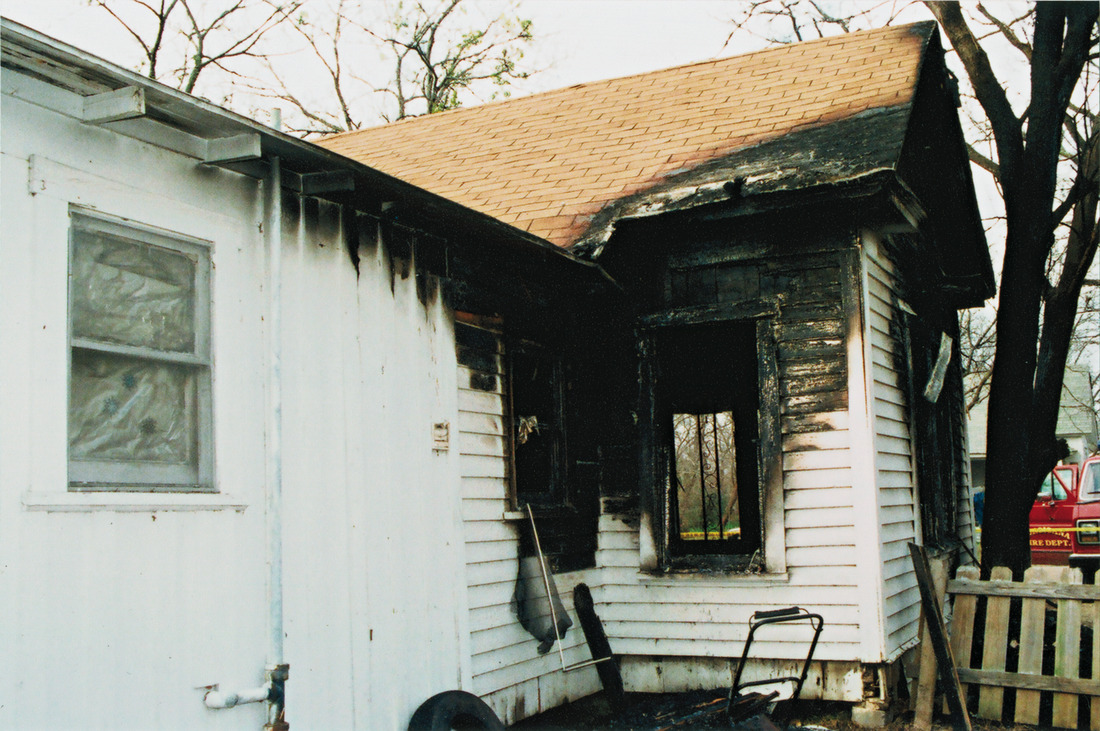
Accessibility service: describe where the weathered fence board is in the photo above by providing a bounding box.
[1054,568,1084,728]
[939,564,1100,729]
[1014,566,1046,726]
[949,566,980,704]
[978,567,1013,718]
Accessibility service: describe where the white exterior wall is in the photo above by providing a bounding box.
[1,64,472,730]
[1,74,270,731]
[861,230,922,661]
[456,341,601,725]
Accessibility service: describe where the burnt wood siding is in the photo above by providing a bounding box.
[455,324,599,724]
[864,232,922,657]
[595,237,864,663]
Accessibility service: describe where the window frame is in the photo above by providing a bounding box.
[454,315,571,513]
[506,336,569,511]
[639,316,784,574]
[67,212,214,493]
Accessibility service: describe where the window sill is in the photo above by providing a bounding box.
[502,510,528,521]
[22,491,248,513]
[636,571,790,587]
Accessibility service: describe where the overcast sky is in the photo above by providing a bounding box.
[2,1,746,94]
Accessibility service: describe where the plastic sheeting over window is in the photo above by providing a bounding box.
[67,214,211,490]
[71,230,197,353]
[69,350,196,465]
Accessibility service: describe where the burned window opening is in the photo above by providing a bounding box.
[655,321,762,563]
[509,340,568,510]
[456,316,593,571]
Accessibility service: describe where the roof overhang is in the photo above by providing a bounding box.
[1,17,611,295]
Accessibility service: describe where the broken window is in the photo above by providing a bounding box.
[510,340,567,508]
[654,322,764,563]
[456,317,593,570]
[68,213,212,491]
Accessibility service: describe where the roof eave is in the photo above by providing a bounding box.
[1,17,607,287]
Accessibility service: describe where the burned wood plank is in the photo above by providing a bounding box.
[636,300,777,328]
[781,390,848,416]
[573,583,625,713]
[909,543,972,731]
[780,372,848,399]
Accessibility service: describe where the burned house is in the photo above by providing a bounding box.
[321,19,993,718]
[1,17,990,730]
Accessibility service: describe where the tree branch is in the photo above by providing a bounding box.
[924,1,1023,179]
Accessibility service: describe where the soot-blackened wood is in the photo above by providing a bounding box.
[573,583,626,713]
[909,543,972,731]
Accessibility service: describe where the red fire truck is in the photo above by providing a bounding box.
[1030,454,1100,574]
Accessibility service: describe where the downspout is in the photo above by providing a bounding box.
[264,154,289,730]
[201,155,288,726]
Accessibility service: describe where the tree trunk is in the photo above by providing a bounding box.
[980,199,1049,577]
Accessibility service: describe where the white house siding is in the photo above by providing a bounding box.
[278,207,470,730]
[861,231,921,661]
[1,62,473,730]
[591,247,873,702]
[455,327,601,725]
[1,75,269,731]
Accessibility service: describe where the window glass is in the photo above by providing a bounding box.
[1039,470,1071,501]
[1082,464,1100,499]
[69,350,197,465]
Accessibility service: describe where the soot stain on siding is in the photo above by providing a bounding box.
[469,372,498,392]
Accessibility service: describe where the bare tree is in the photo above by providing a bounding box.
[92,0,301,95]
[366,0,534,122]
[94,0,536,134]
[929,2,1099,575]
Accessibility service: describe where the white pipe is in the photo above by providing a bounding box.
[204,684,272,709]
[266,156,285,671]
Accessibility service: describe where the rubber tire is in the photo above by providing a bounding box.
[407,690,505,731]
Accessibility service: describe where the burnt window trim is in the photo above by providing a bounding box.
[639,314,785,576]
[506,336,570,513]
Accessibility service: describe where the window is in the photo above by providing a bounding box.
[68,213,212,491]
[509,340,567,509]
[648,321,774,569]
[1039,469,1072,501]
[454,318,568,509]
[456,316,595,570]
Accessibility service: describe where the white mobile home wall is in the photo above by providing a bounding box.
[0,57,477,730]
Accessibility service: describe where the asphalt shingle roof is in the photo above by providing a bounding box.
[319,22,934,249]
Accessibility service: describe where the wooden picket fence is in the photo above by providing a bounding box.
[945,565,1100,729]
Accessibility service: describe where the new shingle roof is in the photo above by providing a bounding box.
[319,22,935,249]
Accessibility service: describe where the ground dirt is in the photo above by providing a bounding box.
[509,690,1037,730]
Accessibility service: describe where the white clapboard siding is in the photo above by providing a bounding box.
[863,233,921,659]
[592,250,870,671]
[455,352,598,722]
[1,80,480,731]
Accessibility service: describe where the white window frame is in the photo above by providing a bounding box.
[67,212,214,492]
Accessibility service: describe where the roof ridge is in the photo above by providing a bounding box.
[323,20,936,140]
